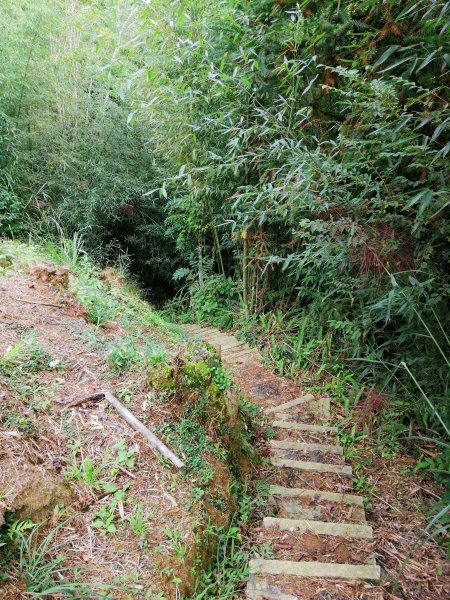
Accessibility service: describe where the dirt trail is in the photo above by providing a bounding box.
[184,324,449,600]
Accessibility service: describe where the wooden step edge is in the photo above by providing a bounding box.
[263,517,372,539]
[271,457,352,476]
[268,485,364,507]
[269,440,343,455]
[248,559,381,581]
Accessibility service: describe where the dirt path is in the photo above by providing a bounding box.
[183,324,449,600]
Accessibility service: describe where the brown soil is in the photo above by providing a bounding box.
[270,409,325,426]
[254,574,384,599]
[274,497,366,523]
[0,254,236,599]
[259,527,375,564]
[274,428,339,445]
[270,469,354,493]
[273,448,344,465]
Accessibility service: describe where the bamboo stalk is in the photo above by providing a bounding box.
[242,229,248,311]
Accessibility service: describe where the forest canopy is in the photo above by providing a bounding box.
[1,0,449,481]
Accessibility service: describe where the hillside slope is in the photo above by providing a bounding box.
[0,241,259,599]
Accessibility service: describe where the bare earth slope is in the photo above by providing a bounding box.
[0,243,245,599]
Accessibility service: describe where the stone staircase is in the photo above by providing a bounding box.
[183,324,383,599]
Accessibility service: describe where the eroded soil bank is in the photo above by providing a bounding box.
[0,242,262,599]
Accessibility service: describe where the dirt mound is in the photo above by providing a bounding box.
[0,457,71,526]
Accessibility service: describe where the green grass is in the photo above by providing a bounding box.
[1,520,90,596]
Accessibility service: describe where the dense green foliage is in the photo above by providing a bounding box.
[1,0,449,483]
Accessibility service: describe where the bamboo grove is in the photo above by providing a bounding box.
[1,1,449,484]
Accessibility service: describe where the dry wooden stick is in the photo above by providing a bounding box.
[8,296,63,309]
[71,390,185,469]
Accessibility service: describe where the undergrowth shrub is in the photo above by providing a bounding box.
[192,276,237,329]
[0,190,23,237]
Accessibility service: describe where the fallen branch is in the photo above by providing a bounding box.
[8,296,63,309]
[71,390,184,469]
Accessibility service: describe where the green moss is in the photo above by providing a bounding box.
[148,363,177,391]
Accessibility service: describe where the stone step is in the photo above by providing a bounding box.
[270,440,343,455]
[269,485,364,507]
[273,421,338,433]
[266,394,315,414]
[271,457,352,476]
[263,517,373,539]
[249,559,381,581]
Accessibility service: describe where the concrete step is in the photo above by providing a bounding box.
[263,517,373,539]
[273,421,338,434]
[270,440,343,455]
[269,485,364,507]
[266,394,315,414]
[249,559,381,581]
[271,457,352,476]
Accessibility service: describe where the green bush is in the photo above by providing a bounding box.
[192,276,237,329]
[0,189,23,237]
